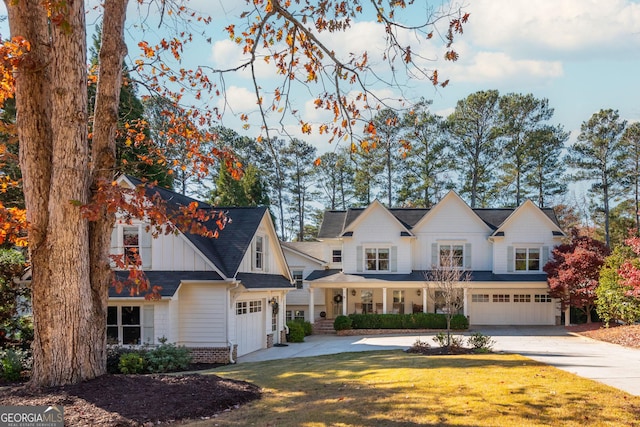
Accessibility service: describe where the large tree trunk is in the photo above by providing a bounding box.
[7,0,127,386]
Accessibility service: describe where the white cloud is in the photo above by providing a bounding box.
[466,0,640,59]
[450,51,563,83]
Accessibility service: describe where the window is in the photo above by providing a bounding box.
[255,236,264,270]
[393,290,404,303]
[439,244,464,268]
[472,294,489,303]
[493,294,510,303]
[123,226,140,262]
[107,306,145,345]
[249,300,262,313]
[535,294,552,303]
[434,290,463,314]
[365,248,390,271]
[515,248,540,271]
[292,270,303,289]
[236,301,247,315]
[332,249,342,263]
[514,294,531,303]
[286,310,305,321]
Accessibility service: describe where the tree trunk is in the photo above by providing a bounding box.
[7,0,127,386]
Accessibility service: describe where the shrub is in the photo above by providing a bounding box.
[107,346,138,374]
[286,321,305,342]
[450,314,469,330]
[290,320,313,336]
[406,338,431,354]
[0,348,30,381]
[145,343,192,373]
[333,315,352,331]
[118,352,147,374]
[467,332,495,352]
[433,332,447,347]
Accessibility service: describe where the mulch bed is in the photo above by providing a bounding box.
[0,372,261,426]
[567,322,640,349]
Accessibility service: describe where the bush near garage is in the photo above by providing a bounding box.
[286,321,306,342]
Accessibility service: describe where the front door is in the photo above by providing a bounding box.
[330,290,343,318]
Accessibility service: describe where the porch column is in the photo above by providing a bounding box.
[463,287,468,317]
[422,288,427,313]
[565,306,570,326]
[308,287,315,324]
[342,287,347,316]
[382,287,387,314]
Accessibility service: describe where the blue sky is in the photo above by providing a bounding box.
[2,1,639,157]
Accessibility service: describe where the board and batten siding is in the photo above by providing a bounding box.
[493,206,557,274]
[176,283,228,347]
[151,231,215,271]
[342,207,410,274]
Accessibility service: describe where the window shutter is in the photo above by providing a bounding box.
[356,246,363,272]
[507,246,514,272]
[264,235,270,272]
[140,226,152,269]
[431,243,438,267]
[390,246,397,272]
[542,246,549,267]
[464,243,472,269]
[142,305,155,345]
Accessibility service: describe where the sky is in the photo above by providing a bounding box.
[172,0,640,153]
[2,0,639,159]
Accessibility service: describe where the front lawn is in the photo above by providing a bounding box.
[193,350,640,426]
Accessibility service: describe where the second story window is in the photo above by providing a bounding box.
[439,244,463,268]
[365,248,389,271]
[332,249,342,263]
[515,248,540,271]
[123,226,140,262]
[255,236,264,270]
[292,270,303,289]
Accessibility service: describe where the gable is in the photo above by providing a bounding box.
[344,200,412,238]
[497,200,564,240]
[413,191,492,234]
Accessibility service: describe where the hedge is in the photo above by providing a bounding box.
[344,313,468,330]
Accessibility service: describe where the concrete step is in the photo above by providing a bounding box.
[312,319,336,335]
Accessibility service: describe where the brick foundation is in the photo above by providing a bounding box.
[267,333,274,348]
[188,345,238,364]
[280,329,287,343]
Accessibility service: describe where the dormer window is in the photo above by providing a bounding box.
[255,236,264,270]
[515,248,540,271]
[123,226,140,262]
[439,244,463,268]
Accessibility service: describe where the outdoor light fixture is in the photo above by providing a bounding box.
[351,289,356,296]
[417,289,421,296]
[269,297,277,306]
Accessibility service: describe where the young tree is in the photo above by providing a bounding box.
[566,109,627,247]
[445,90,501,208]
[425,256,469,347]
[2,0,467,386]
[596,245,640,326]
[544,230,610,323]
[398,100,452,208]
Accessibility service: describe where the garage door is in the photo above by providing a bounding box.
[236,300,265,356]
[468,291,555,325]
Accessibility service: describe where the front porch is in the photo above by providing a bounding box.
[307,285,467,322]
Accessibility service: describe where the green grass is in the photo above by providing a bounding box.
[189,351,640,426]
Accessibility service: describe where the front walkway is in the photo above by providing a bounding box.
[238,326,640,396]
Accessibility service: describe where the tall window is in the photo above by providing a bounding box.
[365,248,389,271]
[515,248,540,271]
[123,226,140,262]
[332,249,342,263]
[292,270,303,289]
[393,290,404,303]
[107,306,141,345]
[439,244,463,267]
[255,236,264,270]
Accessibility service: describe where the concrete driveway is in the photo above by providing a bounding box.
[238,326,640,396]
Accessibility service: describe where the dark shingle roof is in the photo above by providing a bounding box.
[236,272,295,289]
[306,269,547,283]
[317,205,562,238]
[123,175,268,278]
[111,270,223,298]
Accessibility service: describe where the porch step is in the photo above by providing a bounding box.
[312,319,336,335]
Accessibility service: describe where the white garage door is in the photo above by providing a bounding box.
[468,291,555,325]
[236,300,265,356]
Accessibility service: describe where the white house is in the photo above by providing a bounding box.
[108,176,294,362]
[283,191,565,326]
